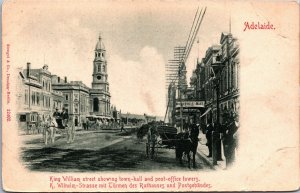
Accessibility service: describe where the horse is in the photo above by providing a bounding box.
[43,117,57,145]
[56,118,75,144]
[136,124,150,141]
[175,124,200,168]
[146,125,160,159]
[43,117,75,145]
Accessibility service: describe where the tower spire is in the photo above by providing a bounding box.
[91,34,110,116]
[99,32,102,40]
[95,32,105,51]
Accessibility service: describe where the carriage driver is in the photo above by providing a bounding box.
[53,108,61,119]
[189,119,200,142]
[52,108,62,128]
[61,107,69,128]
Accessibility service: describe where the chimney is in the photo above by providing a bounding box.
[26,62,31,78]
[64,76,67,83]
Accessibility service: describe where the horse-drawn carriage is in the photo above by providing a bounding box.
[43,116,75,145]
[18,111,43,135]
[141,123,199,168]
[145,125,178,157]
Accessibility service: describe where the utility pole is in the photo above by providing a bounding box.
[179,88,183,132]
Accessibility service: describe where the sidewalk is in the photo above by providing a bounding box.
[197,131,226,170]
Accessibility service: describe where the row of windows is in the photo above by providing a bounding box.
[73,103,89,114]
[24,90,51,108]
[220,61,239,94]
[200,61,239,102]
[95,52,105,58]
[25,89,91,113]
[42,79,51,91]
[64,93,89,102]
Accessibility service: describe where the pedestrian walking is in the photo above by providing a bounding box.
[206,122,213,157]
[120,121,125,132]
[86,119,90,130]
[82,117,87,130]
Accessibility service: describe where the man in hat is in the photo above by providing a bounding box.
[223,111,239,168]
[61,107,69,128]
[53,108,60,119]
[53,108,62,128]
[206,122,213,157]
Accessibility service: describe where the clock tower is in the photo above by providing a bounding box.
[90,34,111,116]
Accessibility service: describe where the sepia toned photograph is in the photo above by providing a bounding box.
[2,0,299,192]
[13,3,240,173]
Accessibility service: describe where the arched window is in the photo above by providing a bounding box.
[93,98,99,112]
[103,65,105,72]
[95,52,97,58]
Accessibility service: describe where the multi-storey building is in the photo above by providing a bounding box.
[16,35,117,131]
[219,33,240,122]
[203,44,222,123]
[17,63,64,130]
[167,32,240,126]
[193,32,240,125]
[51,77,90,126]
[90,35,111,117]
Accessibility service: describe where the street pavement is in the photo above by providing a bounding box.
[197,131,226,170]
[20,128,214,172]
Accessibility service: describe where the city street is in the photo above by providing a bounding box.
[21,128,213,172]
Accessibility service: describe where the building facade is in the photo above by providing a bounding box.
[17,63,65,131]
[166,32,240,127]
[196,32,240,125]
[90,35,111,117]
[17,35,116,130]
[51,77,90,126]
[218,33,240,123]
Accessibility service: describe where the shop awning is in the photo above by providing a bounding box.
[200,108,211,118]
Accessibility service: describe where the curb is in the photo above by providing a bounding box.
[196,149,215,170]
[196,149,223,170]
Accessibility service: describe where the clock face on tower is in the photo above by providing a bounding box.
[97,75,102,80]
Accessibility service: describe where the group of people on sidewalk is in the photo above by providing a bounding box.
[174,109,239,168]
[204,111,239,168]
[81,117,120,131]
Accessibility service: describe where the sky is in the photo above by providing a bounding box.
[6,0,232,117]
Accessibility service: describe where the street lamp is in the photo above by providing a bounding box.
[210,59,225,165]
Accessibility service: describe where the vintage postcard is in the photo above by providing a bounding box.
[2,0,299,192]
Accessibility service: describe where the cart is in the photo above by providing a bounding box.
[17,111,41,135]
[145,125,178,159]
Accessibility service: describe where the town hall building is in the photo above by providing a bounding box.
[90,35,111,117]
[17,34,115,128]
